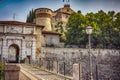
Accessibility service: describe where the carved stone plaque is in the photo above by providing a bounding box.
[7,25,22,33]
[26,41,32,48]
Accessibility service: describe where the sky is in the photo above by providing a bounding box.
[0,0,120,22]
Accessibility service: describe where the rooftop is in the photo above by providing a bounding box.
[0,21,44,28]
[42,31,61,36]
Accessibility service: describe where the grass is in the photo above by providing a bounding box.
[0,62,4,80]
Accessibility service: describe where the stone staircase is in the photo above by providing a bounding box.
[21,64,72,80]
[4,63,72,80]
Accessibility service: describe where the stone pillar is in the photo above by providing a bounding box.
[73,63,83,80]
[79,64,83,80]
[4,25,7,33]
[4,64,20,80]
[53,61,59,73]
[21,39,26,60]
[23,26,25,34]
[0,39,2,54]
[31,39,36,62]
[43,59,47,69]
[33,27,35,34]
[2,38,7,62]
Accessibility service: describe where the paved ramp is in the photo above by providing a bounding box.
[21,64,72,80]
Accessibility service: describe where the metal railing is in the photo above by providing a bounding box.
[25,58,73,80]
[24,50,120,80]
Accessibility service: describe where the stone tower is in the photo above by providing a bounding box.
[35,8,53,31]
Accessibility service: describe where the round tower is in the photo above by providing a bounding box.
[35,8,53,31]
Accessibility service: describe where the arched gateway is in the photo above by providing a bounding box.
[8,44,19,63]
[0,21,40,63]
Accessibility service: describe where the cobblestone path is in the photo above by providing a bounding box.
[21,64,72,80]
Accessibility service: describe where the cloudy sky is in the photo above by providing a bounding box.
[0,0,120,22]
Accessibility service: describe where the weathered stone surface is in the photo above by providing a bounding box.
[4,63,41,80]
[53,61,59,73]
[43,60,47,69]
[41,47,120,79]
[4,63,20,80]
[0,23,38,63]
[20,69,39,80]
[73,64,79,80]
[19,71,31,80]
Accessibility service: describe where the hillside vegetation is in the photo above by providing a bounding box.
[26,10,120,49]
[65,10,120,49]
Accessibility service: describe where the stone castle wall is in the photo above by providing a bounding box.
[34,27,42,59]
[35,8,52,15]
[36,18,51,31]
[0,25,4,32]
[35,5,74,32]
[35,8,52,31]
[40,47,120,79]
[41,47,120,61]
[41,47,120,54]
[0,23,37,62]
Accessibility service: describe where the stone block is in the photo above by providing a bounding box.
[73,63,82,80]
[73,64,79,80]
[53,61,59,73]
[43,60,47,69]
[4,63,20,80]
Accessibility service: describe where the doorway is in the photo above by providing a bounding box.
[8,44,19,63]
[27,55,31,64]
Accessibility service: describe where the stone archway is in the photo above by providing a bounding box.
[8,44,19,63]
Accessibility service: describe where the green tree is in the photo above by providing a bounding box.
[77,10,81,14]
[65,10,120,49]
[55,22,67,42]
[26,9,35,23]
[0,62,4,80]
[113,12,120,49]
[55,22,64,33]
[66,12,87,47]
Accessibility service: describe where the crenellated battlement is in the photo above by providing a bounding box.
[35,8,53,18]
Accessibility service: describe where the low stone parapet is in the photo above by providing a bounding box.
[4,63,20,80]
[4,63,42,80]
[20,69,41,80]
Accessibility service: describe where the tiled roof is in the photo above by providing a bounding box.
[54,5,74,14]
[42,31,61,36]
[0,21,44,28]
